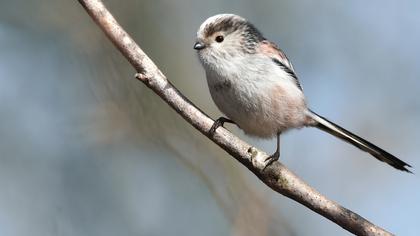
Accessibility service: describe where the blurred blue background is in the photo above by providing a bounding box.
[0,0,419,235]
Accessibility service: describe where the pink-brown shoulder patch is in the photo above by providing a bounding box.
[257,40,294,70]
[257,40,286,60]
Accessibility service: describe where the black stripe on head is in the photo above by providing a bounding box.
[204,16,265,42]
[204,17,240,37]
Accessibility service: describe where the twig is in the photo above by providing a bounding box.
[77,0,393,235]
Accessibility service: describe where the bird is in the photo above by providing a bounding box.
[193,13,412,173]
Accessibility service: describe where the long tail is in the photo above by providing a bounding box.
[308,110,412,173]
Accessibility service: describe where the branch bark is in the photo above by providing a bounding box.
[77,0,393,235]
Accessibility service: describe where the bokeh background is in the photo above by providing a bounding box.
[1,0,419,235]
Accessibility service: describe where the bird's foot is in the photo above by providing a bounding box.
[262,151,280,171]
[209,117,235,135]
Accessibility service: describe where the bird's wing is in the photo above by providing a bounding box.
[257,40,302,90]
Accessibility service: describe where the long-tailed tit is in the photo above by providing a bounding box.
[194,14,411,172]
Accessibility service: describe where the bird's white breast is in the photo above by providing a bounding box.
[204,54,308,138]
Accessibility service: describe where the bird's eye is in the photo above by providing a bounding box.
[215,35,224,43]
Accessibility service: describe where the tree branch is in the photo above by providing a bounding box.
[77,0,393,235]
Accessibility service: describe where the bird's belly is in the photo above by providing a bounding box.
[209,79,308,138]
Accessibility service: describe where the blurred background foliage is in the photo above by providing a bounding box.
[0,0,419,235]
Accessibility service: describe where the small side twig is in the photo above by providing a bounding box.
[77,0,394,235]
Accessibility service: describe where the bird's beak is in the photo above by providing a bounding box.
[193,42,206,50]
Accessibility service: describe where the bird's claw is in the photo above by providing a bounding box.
[209,117,234,135]
[209,119,223,134]
[262,151,280,171]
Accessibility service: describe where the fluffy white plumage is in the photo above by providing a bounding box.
[196,14,309,138]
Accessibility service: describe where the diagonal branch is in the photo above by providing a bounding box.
[77,0,393,235]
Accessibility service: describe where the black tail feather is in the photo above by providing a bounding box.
[308,110,412,173]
